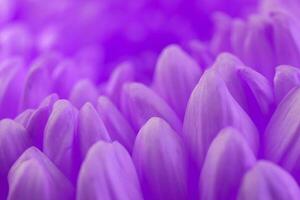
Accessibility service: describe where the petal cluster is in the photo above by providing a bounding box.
[1,0,300,200]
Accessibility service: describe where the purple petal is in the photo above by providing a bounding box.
[43,100,78,181]
[210,13,232,54]
[242,15,275,80]
[26,94,58,149]
[271,12,300,67]
[237,161,300,200]
[183,69,259,169]
[0,57,25,118]
[264,87,300,181]
[274,65,300,103]
[0,119,30,176]
[52,59,80,98]
[0,119,30,198]
[69,79,99,109]
[78,102,111,160]
[77,141,143,200]
[212,53,274,131]
[97,96,136,152]
[21,58,53,109]
[133,117,188,200]
[153,45,202,119]
[237,67,275,131]
[200,127,256,200]
[14,109,34,128]
[121,82,182,133]
[0,24,33,59]
[8,147,74,200]
[230,19,247,58]
[105,62,135,106]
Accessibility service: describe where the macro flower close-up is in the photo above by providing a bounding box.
[1,0,300,199]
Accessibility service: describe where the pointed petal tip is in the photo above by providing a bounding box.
[77,140,143,200]
[200,127,256,200]
[133,117,187,200]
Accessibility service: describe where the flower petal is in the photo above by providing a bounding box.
[183,69,259,169]
[0,119,30,198]
[15,109,34,128]
[21,57,53,109]
[97,96,136,152]
[212,53,274,131]
[0,57,25,118]
[274,65,300,103]
[43,100,78,181]
[200,127,256,200]
[237,161,300,200]
[8,147,74,200]
[69,79,99,109]
[271,12,300,67]
[77,141,143,200]
[26,94,58,149]
[237,67,275,130]
[52,59,80,98]
[105,62,135,106]
[133,117,188,200]
[121,82,182,133]
[264,87,300,181]
[0,119,30,176]
[78,102,111,160]
[153,45,202,119]
[243,15,275,80]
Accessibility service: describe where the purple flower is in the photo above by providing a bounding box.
[1,0,300,199]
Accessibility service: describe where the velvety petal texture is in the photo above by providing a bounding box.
[14,109,34,128]
[183,69,259,168]
[25,94,58,149]
[1,0,300,199]
[105,62,135,106]
[0,58,25,118]
[69,79,99,109]
[97,96,136,152]
[265,87,300,181]
[21,57,53,109]
[0,119,30,176]
[153,44,202,119]
[121,82,182,133]
[133,117,188,200]
[8,147,74,200]
[43,100,78,181]
[0,119,30,198]
[77,141,143,200]
[274,65,300,103]
[237,161,300,200]
[78,102,111,160]
[212,53,274,131]
[200,127,256,200]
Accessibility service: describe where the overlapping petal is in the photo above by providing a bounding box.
[43,99,78,181]
[97,96,136,152]
[153,45,202,119]
[265,87,300,181]
[237,161,300,200]
[77,141,143,200]
[274,65,300,103]
[183,69,259,168]
[133,117,188,200]
[78,102,111,160]
[121,82,182,133]
[200,127,256,200]
[8,147,74,200]
[69,79,99,109]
